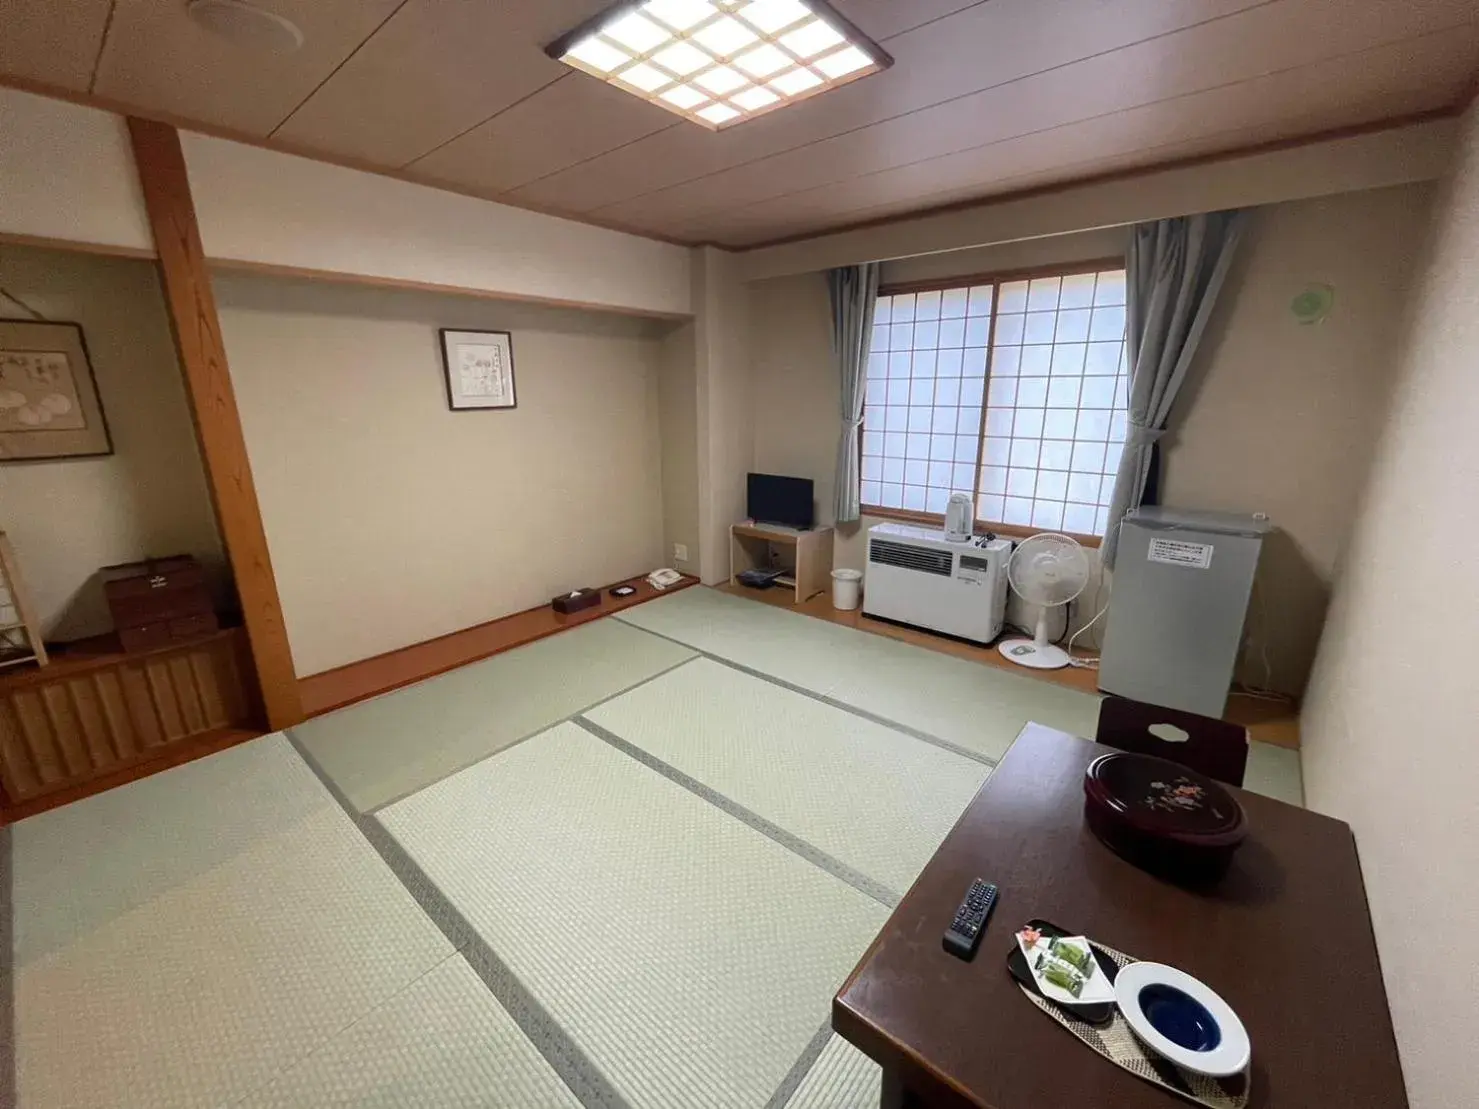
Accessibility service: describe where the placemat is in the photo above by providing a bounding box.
[1018,939,1250,1109]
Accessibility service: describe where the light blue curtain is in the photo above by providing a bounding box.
[827,264,880,524]
[1102,211,1248,566]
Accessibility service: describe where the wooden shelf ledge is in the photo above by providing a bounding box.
[298,572,699,718]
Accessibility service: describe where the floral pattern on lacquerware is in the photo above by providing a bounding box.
[1144,776,1208,814]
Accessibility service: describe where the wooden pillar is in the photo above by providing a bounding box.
[126,117,303,730]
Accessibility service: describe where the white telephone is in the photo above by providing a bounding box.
[647,568,683,590]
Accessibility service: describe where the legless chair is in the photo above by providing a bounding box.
[1095,695,1248,788]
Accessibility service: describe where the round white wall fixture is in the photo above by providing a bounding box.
[187,0,305,54]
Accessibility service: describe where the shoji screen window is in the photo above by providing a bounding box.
[859,284,993,515]
[861,264,1129,539]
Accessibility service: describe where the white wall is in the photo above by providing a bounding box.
[0,87,153,254]
[214,272,667,676]
[693,248,754,584]
[1161,183,1430,692]
[0,87,692,318]
[1300,105,1479,1109]
[657,321,701,575]
[748,184,1432,691]
[183,133,692,319]
[0,243,226,639]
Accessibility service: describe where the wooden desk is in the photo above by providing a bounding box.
[729,523,834,604]
[834,724,1406,1109]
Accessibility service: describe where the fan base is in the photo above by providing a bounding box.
[997,639,1071,670]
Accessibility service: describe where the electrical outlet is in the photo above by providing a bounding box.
[673,543,689,563]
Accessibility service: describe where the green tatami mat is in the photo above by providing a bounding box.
[586,658,990,898]
[618,587,1102,761]
[616,586,866,692]
[786,1037,882,1109]
[293,618,696,812]
[377,722,887,1109]
[824,631,1103,762]
[1245,740,1304,806]
[10,735,454,1109]
[238,955,581,1109]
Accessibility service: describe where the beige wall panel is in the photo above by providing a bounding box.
[657,322,701,576]
[1300,104,1479,1109]
[0,87,154,254]
[213,272,666,676]
[0,245,227,640]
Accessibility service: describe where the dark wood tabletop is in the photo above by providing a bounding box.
[834,723,1407,1109]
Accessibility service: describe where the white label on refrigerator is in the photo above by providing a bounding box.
[1147,537,1214,569]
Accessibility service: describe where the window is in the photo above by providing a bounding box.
[860,265,1129,537]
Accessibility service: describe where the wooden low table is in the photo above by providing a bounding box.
[834,723,1407,1109]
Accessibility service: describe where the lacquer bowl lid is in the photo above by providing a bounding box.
[1084,752,1248,848]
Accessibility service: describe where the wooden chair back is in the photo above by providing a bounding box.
[1095,695,1249,787]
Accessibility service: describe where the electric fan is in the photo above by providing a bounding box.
[998,532,1091,670]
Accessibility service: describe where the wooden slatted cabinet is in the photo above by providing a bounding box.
[0,628,258,806]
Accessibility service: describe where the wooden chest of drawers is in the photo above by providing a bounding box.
[101,555,218,652]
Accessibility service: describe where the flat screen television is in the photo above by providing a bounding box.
[747,473,814,530]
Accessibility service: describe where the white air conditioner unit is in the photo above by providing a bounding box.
[864,522,1010,645]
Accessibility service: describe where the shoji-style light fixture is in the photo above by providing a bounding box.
[546,0,891,130]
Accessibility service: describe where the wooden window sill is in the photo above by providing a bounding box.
[860,504,1104,549]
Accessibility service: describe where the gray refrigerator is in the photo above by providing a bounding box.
[1098,507,1271,718]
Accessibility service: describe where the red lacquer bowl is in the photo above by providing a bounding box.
[1084,752,1248,883]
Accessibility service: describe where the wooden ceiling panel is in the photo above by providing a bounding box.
[677,31,1476,245]
[409,74,677,196]
[4,0,1476,248]
[593,0,1479,231]
[272,0,614,168]
[0,0,113,91]
[93,0,404,135]
[506,0,1267,214]
[829,0,988,41]
[707,72,1461,243]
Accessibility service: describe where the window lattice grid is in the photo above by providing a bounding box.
[860,267,1129,537]
[860,284,993,515]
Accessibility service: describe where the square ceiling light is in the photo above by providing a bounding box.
[547,0,892,130]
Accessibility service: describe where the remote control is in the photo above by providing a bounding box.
[942,879,997,960]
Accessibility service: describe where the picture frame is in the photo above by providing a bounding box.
[439,329,516,411]
[0,319,112,462]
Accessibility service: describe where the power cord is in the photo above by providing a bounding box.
[1065,599,1109,669]
[1063,551,1112,668]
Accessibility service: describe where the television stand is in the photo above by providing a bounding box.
[730,522,834,604]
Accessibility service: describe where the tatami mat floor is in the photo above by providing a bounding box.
[2,586,1305,1108]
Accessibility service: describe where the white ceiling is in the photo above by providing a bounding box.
[2,0,1475,247]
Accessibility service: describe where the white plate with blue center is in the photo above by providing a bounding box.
[1113,962,1251,1077]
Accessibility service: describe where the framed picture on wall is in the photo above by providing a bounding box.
[439,329,516,411]
[0,319,112,462]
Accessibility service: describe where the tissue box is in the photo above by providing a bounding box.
[551,588,602,615]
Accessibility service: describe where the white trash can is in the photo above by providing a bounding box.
[831,568,863,611]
